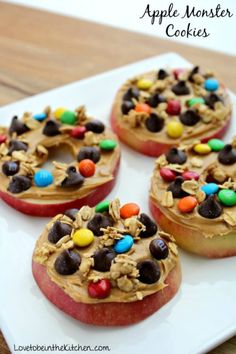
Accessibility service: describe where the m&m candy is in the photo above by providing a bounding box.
[88,279,111,299]
[79,159,96,177]
[193,143,211,155]
[135,103,152,114]
[166,121,183,138]
[113,235,134,253]
[218,189,236,206]
[201,183,219,196]
[60,110,77,125]
[34,169,53,187]
[160,168,177,182]
[120,203,140,219]
[166,100,181,115]
[99,139,117,151]
[178,196,198,213]
[73,228,94,247]
[204,78,219,92]
[137,79,153,90]
[207,139,225,152]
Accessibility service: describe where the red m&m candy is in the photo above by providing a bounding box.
[173,68,185,80]
[88,279,111,299]
[160,168,177,182]
[182,171,200,181]
[70,126,86,139]
[166,100,181,115]
[79,159,96,177]
[0,135,7,144]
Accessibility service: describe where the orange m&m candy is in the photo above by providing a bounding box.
[135,103,152,114]
[79,159,96,177]
[120,203,140,219]
[177,196,198,213]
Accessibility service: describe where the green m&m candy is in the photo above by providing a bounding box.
[60,111,77,125]
[95,200,110,213]
[207,139,225,152]
[187,97,205,107]
[218,189,236,206]
[99,139,117,151]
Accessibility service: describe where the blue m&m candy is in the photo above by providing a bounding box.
[204,78,219,92]
[33,113,47,121]
[113,235,134,254]
[201,183,219,196]
[34,169,53,187]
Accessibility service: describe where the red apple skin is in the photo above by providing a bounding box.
[110,109,231,157]
[149,198,236,258]
[0,158,120,217]
[32,259,181,326]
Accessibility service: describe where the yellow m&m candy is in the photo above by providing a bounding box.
[137,79,153,90]
[72,228,94,247]
[166,121,183,138]
[54,107,67,120]
[193,143,211,155]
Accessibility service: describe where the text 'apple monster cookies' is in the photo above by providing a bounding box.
[32,199,181,326]
[149,138,236,258]
[0,106,120,216]
[110,66,232,156]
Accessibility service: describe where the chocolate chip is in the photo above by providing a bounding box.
[218,145,236,165]
[167,176,188,198]
[93,248,116,272]
[149,239,169,260]
[205,93,222,109]
[2,161,19,176]
[145,113,164,133]
[9,116,29,136]
[188,66,199,83]
[180,110,201,126]
[77,146,101,164]
[157,69,168,80]
[138,213,157,238]
[48,221,72,243]
[43,119,61,136]
[85,120,105,134]
[61,166,84,188]
[172,80,190,95]
[121,101,135,114]
[64,208,79,221]
[165,147,187,164]
[54,249,81,275]
[87,213,113,236]
[7,175,31,194]
[137,259,161,284]
[123,87,140,101]
[147,93,166,108]
[198,195,222,219]
[8,140,28,155]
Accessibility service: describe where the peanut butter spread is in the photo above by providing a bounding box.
[0,106,120,203]
[33,199,179,304]
[112,66,232,144]
[150,137,236,239]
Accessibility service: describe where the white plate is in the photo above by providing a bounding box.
[0,53,236,354]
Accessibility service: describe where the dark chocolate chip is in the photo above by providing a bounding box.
[77,146,101,164]
[149,239,169,260]
[188,66,199,83]
[205,93,222,109]
[167,176,189,198]
[9,116,29,136]
[93,248,116,272]
[165,147,187,164]
[137,259,161,284]
[172,80,190,95]
[7,175,31,194]
[179,110,201,126]
[8,140,28,155]
[85,120,105,134]
[145,113,164,133]
[121,101,135,114]
[123,87,140,101]
[138,213,157,238]
[54,249,81,275]
[218,145,236,165]
[64,208,79,221]
[87,213,113,236]
[61,166,84,188]
[147,93,166,108]
[157,69,169,80]
[48,221,72,243]
[2,161,19,176]
[198,195,222,219]
[43,119,61,136]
